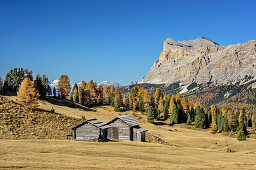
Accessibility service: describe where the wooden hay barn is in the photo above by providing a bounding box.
[72,119,110,142]
[107,115,148,142]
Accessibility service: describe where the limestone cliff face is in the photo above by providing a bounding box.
[139,37,256,86]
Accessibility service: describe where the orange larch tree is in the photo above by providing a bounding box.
[17,78,40,110]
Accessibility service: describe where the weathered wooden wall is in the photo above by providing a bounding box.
[108,119,131,141]
[132,128,146,142]
[75,123,100,142]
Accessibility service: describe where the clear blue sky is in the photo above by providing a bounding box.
[0,0,255,85]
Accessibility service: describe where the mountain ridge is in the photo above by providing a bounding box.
[139,37,256,88]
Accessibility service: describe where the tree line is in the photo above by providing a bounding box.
[0,69,255,141]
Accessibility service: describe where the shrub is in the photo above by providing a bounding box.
[236,123,247,141]
[50,107,55,113]
[81,116,86,121]
[237,129,246,141]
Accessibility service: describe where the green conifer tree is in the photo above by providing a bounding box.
[170,103,178,124]
[147,105,155,123]
[194,106,206,129]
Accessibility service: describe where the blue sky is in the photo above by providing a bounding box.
[0,0,256,85]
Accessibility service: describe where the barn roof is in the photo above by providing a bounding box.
[109,115,141,127]
[133,126,148,132]
[72,119,110,130]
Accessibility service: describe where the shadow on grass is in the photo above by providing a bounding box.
[153,122,169,126]
[45,97,94,112]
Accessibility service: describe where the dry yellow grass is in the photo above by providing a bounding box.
[1,96,256,169]
[0,139,255,169]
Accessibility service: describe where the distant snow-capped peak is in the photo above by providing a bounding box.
[99,81,120,87]
[49,78,59,89]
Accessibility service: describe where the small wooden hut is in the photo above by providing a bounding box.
[72,119,110,142]
[107,115,148,142]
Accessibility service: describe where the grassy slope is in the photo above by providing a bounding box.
[1,95,256,169]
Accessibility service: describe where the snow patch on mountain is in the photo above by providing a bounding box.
[99,81,120,87]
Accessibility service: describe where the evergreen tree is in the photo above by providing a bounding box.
[163,98,170,120]
[47,86,52,96]
[17,78,40,110]
[194,106,206,129]
[205,106,211,128]
[42,75,51,96]
[186,109,192,125]
[170,103,178,124]
[146,105,155,123]
[139,98,143,112]
[236,123,248,141]
[4,68,25,93]
[217,114,224,132]
[53,87,56,97]
[223,112,229,132]
[110,94,115,107]
[176,99,186,123]
[34,73,46,99]
[70,83,79,102]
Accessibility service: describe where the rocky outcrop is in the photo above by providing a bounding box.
[139,37,256,87]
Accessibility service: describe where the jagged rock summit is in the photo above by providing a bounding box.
[139,37,256,87]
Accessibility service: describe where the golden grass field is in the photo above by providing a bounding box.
[1,96,256,169]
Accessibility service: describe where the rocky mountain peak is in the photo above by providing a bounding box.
[139,37,256,87]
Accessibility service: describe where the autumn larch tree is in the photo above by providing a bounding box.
[17,78,40,110]
[103,85,111,105]
[143,89,152,111]
[211,104,218,131]
[114,86,123,112]
[153,88,162,107]
[57,75,71,99]
[252,112,256,129]
[158,96,164,115]
[97,85,104,105]
[88,80,98,105]
[133,98,138,111]
[25,69,33,80]
[238,108,247,126]
[168,95,176,116]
